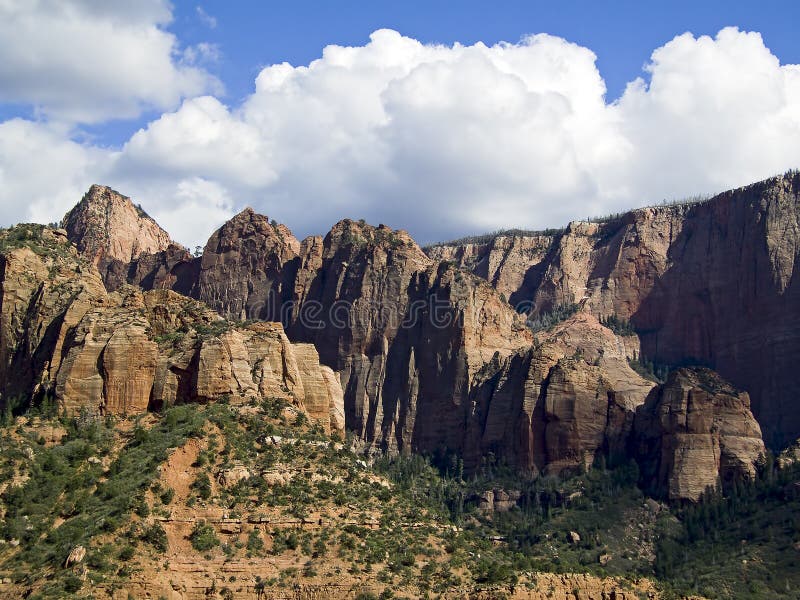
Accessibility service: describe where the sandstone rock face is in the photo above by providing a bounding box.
[56,288,345,431]
[50,178,792,482]
[0,231,341,430]
[56,296,160,415]
[103,243,197,294]
[62,185,174,273]
[476,488,522,512]
[195,329,259,402]
[464,311,655,474]
[0,225,108,403]
[283,220,534,458]
[426,232,559,306]
[160,215,538,459]
[291,343,347,434]
[192,207,300,321]
[101,324,159,414]
[69,193,757,482]
[427,172,800,447]
[634,367,765,501]
[320,365,345,434]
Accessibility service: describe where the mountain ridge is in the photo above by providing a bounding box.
[4,173,792,498]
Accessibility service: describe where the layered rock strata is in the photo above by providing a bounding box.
[426,172,800,446]
[633,367,766,500]
[0,228,343,433]
[14,175,784,499]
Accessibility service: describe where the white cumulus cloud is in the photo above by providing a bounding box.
[0,0,221,123]
[1,26,799,250]
[0,119,104,225]
[608,28,800,201]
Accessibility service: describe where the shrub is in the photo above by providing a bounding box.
[118,545,135,561]
[189,521,219,552]
[599,314,637,336]
[247,529,265,555]
[62,573,83,593]
[192,473,212,500]
[142,523,168,553]
[527,303,580,333]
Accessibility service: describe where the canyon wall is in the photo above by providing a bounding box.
[4,175,787,499]
[0,226,343,433]
[427,172,800,447]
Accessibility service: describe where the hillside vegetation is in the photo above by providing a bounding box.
[0,397,798,599]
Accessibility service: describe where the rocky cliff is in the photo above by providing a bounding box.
[22,176,784,497]
[634,367,766,501]
[426,231,560,306]
[0,227,99,409]
[180,211,766,487]
[426,171,800,447]
[62,185,175,274]
[191,207,301,321]
[281,220,534,457]
[0,226,343,433]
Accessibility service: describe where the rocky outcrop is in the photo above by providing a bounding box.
[284,220,534,458]
[426,232,559,306]
[61,183,778,481]
[0,230,342,431]
[476,488,522,512]
[103,242,198,294]
[0,225,108,404]
[192,207,300,321]
[463,311,655,474]
[132,213,534,456]
[634,367,765,501]
[240,323,345,435]
[62,185,175,276]
[291,343,346,434]
[426,172,800,447]
[3,176,785,494]
[54,287,344,432]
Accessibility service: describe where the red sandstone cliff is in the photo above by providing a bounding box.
[10,175,786,499]
[426,172,800,447]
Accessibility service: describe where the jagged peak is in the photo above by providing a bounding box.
[205,207,301,256]
[62,185,176,265]
[327,218,424,252]
[231,206,257,219]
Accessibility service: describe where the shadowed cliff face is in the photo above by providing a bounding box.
[427,172,800,447]
[191,207,301,321]
[462,311,655,475]
[281,220,535,457]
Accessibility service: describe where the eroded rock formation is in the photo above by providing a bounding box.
[0,228,343,433]
[426,172,800,447]
[62,184,175,271]
[463,311,655,475]
[5,175,787,498]
[192,207,301,321]
[634,367,765,501]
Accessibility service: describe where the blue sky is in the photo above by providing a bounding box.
[179,1,800,99]
[78,1,800,146]
[1,1,799,247]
